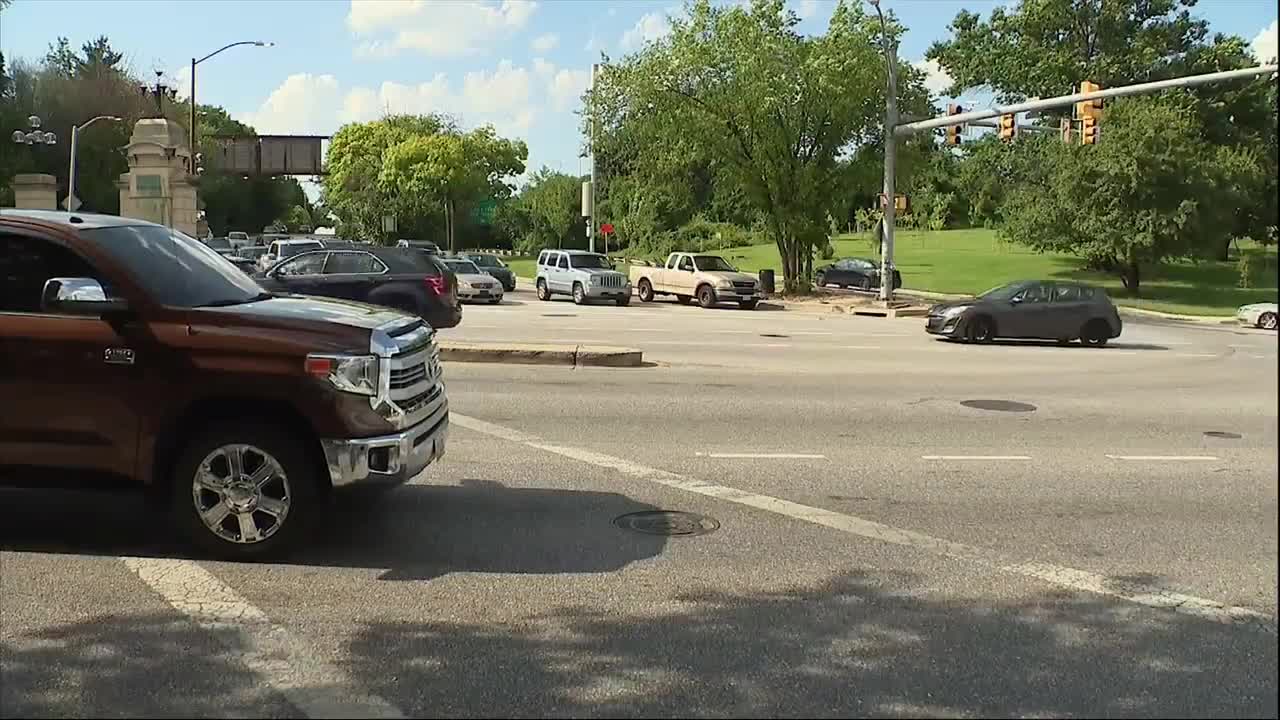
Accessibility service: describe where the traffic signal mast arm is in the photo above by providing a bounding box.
[896,64,1277,137]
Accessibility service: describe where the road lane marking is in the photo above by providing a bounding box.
[921,455,1032,461]
[1105,454,1220,461]
[452,412,1274,633]
[644,340,792,348]
[121,557,406,719]
[1173,353,1219,358]
[696,452,827,459]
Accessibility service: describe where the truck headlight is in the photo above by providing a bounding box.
[305,353,379,396]
[714,279,734,289]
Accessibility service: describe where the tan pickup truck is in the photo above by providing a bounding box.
[629,252,764,309]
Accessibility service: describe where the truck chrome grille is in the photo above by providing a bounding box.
[389,363,427,389]
[732,281,755,289]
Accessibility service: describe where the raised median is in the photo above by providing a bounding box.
[438,341,644,367]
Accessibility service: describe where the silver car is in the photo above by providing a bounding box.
[535,249,631,306]
[441,258,504,304]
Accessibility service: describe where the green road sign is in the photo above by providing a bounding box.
[472,198,497,225]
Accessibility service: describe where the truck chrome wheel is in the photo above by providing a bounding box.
[192,444,292,545]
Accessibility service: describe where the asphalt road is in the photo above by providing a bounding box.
[3,285,1276,718]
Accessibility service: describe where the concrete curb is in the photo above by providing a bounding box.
[438,341,644,367]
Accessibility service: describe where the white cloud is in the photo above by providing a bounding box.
[620,11,672,51]
[532,57,556,77]
[549,68,591,111]
[347,0,537,58]
[239,73,346,135]
[796,0,820,20]
[1252,20,1278,63]
[531,32,559,52]
[913,58,953,96]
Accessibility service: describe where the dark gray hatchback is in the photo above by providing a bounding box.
[926,280,1122,345]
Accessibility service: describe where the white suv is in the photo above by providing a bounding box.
[535,249,631,306]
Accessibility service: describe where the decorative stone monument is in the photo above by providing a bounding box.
[118,117,199,236]
[10,173,58,210]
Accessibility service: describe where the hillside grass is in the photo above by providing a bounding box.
[505,229,1277,315]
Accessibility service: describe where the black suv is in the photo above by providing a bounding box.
[257,246,461,328]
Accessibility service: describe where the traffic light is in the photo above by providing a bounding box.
[1081,114,1099,145]
[1060,118,1073,144]
[998,113,1017,141]
[945,103,962,146]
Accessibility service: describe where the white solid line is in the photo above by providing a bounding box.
[121,557,406,719]
[1174,353,1219,358]
[838,345,884,350]
[696,452,827,459]
[1105,454,1220,461]
[451,412,1274,633]
[921,455,1032,461]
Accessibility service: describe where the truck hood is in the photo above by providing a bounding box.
[700,270,758,284]
[187,295,417,354]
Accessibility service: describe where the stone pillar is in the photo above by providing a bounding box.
[11,173,58,210]
[118,118,199,236]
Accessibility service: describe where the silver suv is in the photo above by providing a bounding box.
[535,249,631,306]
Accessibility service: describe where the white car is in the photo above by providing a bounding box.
[258,238,325,273]
[1236,302,1278,330]
[441,257,504,304]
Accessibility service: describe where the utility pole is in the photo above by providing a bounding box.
[587,62,599,254]
[869,0,898,303]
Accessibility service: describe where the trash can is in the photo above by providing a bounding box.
[759,269,775,295]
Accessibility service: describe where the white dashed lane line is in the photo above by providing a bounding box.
[921,455,1032,461]
[695,452,828,459]
[452,412,1274,633]
[1105,454,1220,461]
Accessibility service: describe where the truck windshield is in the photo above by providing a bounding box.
[82,225,268,308]
[570,254,611,269]
[693,256,735,272]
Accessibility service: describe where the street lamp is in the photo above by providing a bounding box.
[868,0,898,303]
[67,115,123,212]
[190,41,272,162]
[11,115,57,146]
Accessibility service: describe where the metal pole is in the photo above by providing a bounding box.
[67,125,78,211]
[896,64,1277,136]
[871,1,898,303]
[190,57,197,156]
[588,62,598,255]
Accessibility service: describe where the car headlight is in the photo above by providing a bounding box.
[714,279,734,289]
[305,353,379,396]
[942,305,970,318]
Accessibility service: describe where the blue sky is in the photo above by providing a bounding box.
[2,0,1276,197]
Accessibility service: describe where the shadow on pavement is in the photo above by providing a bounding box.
[934,338,1171,351]
[0,480,666,581]
[338,571,1277,718]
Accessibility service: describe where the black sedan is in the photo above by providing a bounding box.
[816,257,901,291]
[465,253,517,291]
[256,246,462,328]
[925,280,1122,345]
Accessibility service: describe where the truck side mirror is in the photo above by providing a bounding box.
[41,277,129,316]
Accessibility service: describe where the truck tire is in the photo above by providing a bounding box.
[170,422,320,560]
[697,285,716,309]
[638,279,655,302]
[536,278,551,301]
[572,282,587,305]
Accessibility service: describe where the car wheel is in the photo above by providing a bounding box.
[616,295,631,307]
[638,279,655,302]
[965,315,994,343]
[676,295,693,305]
[697,285,716,309]
[1081,319,1111,347]
[815,272,826,288]
[572,282,587,305]
[739,299,759,310]
[1259,311,1277,330]
[170,423,319,560]
[536,279,550,301]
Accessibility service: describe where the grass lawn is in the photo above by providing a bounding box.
[501,229,1275,315]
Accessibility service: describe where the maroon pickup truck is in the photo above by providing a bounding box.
[0,210,449,558]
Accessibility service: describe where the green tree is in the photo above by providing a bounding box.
[590,0,923,291]
[999,94,1249,294]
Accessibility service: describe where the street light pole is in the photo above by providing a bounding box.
[67,115,121,212]
[588,62,599,255]
[870,0,898,304]
[189,41,271,160]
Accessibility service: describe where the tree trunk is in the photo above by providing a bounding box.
[1119,258,1140,296]
[1216,235,1232,262]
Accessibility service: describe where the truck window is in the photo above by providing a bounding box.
[678,256,694,272]
[666,255,680,269]
[0,233,111,314]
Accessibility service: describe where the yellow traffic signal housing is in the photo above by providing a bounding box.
[998,113,1017,141]
[945,103,962,146]
[1081,114,1099,145]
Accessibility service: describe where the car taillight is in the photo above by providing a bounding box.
[425,275,446,296]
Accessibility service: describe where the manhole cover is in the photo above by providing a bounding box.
[960,399,1037,412]
[1204,431,1242,439]
[759,333,789,338]
[541,313,577,317]
[614,511,720,537]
